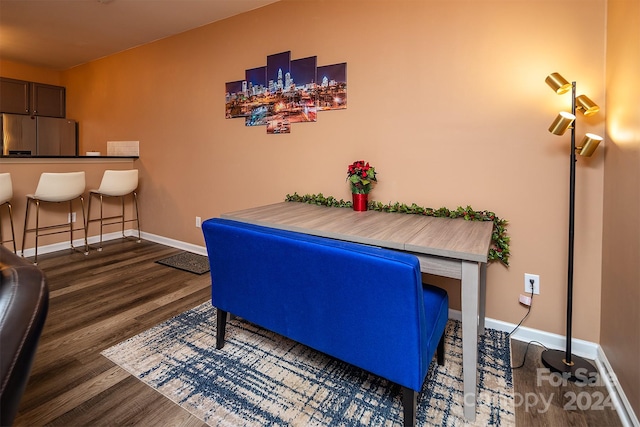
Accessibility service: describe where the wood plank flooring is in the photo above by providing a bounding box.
[511,339,623,426]
[14,239,210,426]
[12,239,624,426]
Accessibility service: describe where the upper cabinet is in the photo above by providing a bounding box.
[31,82,66,117]
[0,78,29,114]
[0,77,66,118]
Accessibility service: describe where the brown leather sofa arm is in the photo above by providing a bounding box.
[0,246,49,426]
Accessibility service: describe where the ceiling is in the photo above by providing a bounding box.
[0,0,279,71]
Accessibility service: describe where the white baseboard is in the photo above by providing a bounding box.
[447,309,599,356]
[486,317,599,359]
[18,229,208,258]
[19,231,132,258]
[139,230,207,256]
[20,231,638,426]
[596,346,640,427]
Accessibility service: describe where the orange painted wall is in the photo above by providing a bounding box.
[0,59,62,85]
[11,1,608,342]
[601,0,640,418]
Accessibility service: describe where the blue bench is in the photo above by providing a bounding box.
[202,218,449,426]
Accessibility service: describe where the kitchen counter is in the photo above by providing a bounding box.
[1,155,138,159]
[1,157,139,253]
[1,156,138,165]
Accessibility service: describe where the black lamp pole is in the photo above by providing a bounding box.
[540,82,598,383]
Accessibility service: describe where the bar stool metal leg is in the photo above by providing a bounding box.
[0,173,16,253]
[99,193,105,251]
[34,200,40,263]
[21,199,31,259]
[21,198,42,264]
[0,200,17,253]
[86,192,106,251]
[133,191,141,243]
[71,196,89,255]
[86,170,140,251]
[22,172,88,264]
[68,199,74,250]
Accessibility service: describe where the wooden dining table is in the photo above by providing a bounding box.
[221,201,494,421]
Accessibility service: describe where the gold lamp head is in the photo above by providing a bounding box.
[546,73,572,94]
[549,112,576,135]
[578,133,603,157]
[576,94,600,116]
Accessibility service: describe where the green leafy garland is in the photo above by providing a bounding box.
[285,192,510,267]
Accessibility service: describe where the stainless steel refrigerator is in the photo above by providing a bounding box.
[1,113,77,156]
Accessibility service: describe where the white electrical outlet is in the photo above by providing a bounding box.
[524,273,540,294]
[68,212,77,223]
[196,216,202,228]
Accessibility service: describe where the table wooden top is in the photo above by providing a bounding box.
[221,201,493,263]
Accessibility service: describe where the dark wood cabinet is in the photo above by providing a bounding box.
[0,77,66,118]
[0,78,30,115]
[31,82,66,117]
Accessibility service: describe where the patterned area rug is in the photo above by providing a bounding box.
[155,252,210,274]
[102,303,514,426]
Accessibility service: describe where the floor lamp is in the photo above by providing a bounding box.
[541,72,603,382]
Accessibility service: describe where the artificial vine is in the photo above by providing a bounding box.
[285,192,510,267]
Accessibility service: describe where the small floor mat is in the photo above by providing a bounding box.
[155,252,210,275]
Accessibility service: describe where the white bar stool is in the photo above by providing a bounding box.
[21,172,89,264]
[0,173,17,253]
[86,169,140,251]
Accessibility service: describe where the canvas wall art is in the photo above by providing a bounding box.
[225,51,347,135]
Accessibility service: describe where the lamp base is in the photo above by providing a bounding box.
[541,349,598,384]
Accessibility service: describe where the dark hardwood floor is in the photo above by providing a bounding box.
[12,239,624,426]
[14,239,210,426]
[511,339,623,426]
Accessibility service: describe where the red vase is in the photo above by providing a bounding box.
[352,193,368,211]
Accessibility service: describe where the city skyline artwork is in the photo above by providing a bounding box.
[225,50,347,134]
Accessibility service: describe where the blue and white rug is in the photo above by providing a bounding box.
[102,303,514,426]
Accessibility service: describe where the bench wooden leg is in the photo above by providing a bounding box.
[402,386,417,427]
[216,308,227,349]
[437,333,445,366]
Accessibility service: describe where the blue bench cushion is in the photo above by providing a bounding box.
[203,218,448,391]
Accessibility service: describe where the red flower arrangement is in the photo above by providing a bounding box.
[347,160,377,194]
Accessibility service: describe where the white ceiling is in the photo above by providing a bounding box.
[0,0,279,71]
